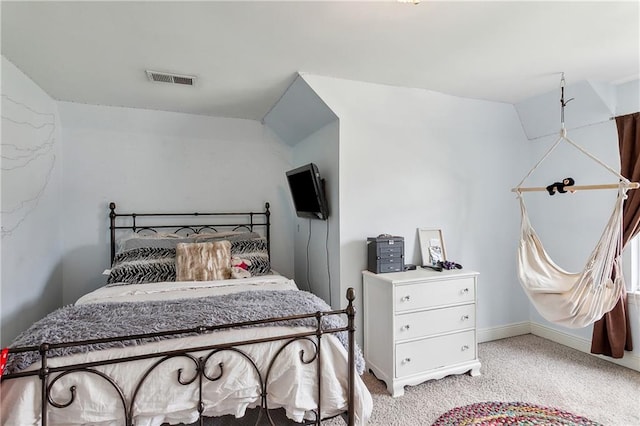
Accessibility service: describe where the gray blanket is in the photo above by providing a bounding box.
[6,290,364,375]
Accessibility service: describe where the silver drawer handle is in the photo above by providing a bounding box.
[460,288,470,295]
[401,295,411,302]
[400,324,411,331]
[461,345,470,351]
[401,357,411,364]
[461,315,470,321]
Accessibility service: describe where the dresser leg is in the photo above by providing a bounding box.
[391,384,405,397]
[470,366,481,377]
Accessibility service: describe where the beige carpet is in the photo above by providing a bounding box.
[359,334,640,426]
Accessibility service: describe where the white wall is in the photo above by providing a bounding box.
[615,79,640,116]
[263,74,341,308]
[58,102,295,304]
[302,75,532,345]
[1,56,63,346]
[290,120,341,307]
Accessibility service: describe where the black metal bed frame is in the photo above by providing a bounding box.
[1,202,357,426]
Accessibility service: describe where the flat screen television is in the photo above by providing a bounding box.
[286,163,329,220]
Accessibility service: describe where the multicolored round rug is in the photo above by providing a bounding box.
[432,401,603,426]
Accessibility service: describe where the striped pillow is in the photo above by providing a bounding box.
[230,238,271,276]
[107,247,176,285]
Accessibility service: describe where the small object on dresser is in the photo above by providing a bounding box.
[418,228,446,266]
[422,264,443,272]
[438,260,463,270]
[367,235,404,273]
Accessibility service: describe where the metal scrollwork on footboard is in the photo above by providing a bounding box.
[1,289,358,426]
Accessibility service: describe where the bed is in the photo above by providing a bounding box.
[1,202,372,425]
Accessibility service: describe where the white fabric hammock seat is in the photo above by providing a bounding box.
[517,184,629,328]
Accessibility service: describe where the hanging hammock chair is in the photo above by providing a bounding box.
[516,185,628,328]
[512,76,639,328]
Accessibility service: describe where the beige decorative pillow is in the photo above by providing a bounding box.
[175,241,232,281]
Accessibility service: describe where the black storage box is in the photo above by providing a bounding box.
[367,236,404,273]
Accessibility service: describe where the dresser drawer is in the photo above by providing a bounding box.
[395,330,476,378]
[395,278,474,312]
[394,304,475,341]
[377,246,403,256]
[380,256,403,264]
[379,263,403,273]
[374,239,403,249]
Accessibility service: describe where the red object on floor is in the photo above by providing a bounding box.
[0,347,9,376]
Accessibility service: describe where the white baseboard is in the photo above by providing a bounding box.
[478,321,640,372]
[477,322,531,343]
[530,322,640,372]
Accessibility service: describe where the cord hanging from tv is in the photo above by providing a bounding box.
[286,163,329,220]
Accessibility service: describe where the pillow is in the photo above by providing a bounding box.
[188,231,260,242]
[176,241,232,281]
[231,238,271,276]
[118,231,261,252]
[107,247,176,285]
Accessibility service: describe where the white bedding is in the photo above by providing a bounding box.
[76,274,300,305]
[1,275,372,426]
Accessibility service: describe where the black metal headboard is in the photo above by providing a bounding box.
[109,202,271,265]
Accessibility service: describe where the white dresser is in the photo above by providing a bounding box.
[362,268,481,397]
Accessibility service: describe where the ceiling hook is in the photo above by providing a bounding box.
[559,73,575,128]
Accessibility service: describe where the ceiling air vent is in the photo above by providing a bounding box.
[146,70,196,86]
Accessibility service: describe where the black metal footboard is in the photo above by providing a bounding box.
[1,289,357,426]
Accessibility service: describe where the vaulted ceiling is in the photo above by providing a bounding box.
[2,1,638,121]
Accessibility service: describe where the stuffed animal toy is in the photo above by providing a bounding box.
[231,256,252,279]
[546,177,575,195]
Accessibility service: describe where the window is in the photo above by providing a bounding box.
[629,235,640,293]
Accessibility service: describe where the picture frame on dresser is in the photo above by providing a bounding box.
[418,228,446,266]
